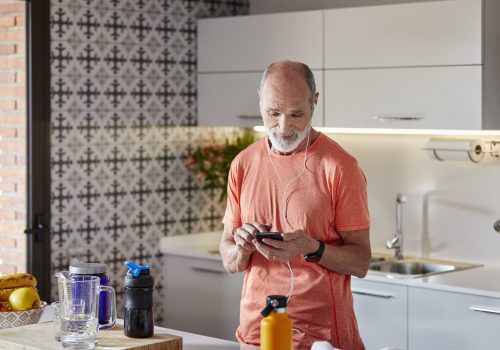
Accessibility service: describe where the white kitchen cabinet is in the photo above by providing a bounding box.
[324,0,482,69]
[409,287,500,350]
[198,11,323,72]
[324,66,482,130]
[163,254,244,341]
[198,71,324,127]
[351,278,407,350]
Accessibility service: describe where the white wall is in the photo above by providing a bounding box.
[251,0,443,14]
[327,133,500,267]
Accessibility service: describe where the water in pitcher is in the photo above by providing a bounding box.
[61,313,98,349]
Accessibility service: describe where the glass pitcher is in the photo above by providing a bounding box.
[55,272,116,349]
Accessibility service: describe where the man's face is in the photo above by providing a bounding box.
[259,73,317,153]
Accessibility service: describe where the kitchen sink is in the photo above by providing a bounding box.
[368,257,481,278]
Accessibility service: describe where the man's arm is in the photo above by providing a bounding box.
[318,229,371,278]
[219,222,269,273]
[254,228,371,278]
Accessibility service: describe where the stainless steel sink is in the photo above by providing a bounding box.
[368,258,481,278]
[370,261,455,276]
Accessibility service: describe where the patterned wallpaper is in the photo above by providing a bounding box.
[49,0,249,321]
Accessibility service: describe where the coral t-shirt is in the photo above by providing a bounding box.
[223,133,370,350]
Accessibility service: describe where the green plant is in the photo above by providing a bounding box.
[185,132,255,202]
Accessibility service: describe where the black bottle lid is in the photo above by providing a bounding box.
[260,295,287,317]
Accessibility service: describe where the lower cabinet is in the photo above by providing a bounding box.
[353,278,500,350]
[163,254,244,341]
[352,279,407,350]
[409,287,500,350]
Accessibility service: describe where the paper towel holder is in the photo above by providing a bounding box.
[422,138,499,162]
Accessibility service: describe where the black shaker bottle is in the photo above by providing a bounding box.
[124,261,154,338]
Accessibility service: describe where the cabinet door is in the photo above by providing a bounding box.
[324,66,482,130]
[409,287,500,350]
[198,71,324,127]
[163,255,244,341]
[324,0,482,69]
[351,279,407,350]
[198,11,323,72]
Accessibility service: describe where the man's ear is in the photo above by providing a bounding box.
[314,92,319,106]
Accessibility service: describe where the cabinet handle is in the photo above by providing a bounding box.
[373,115,425,122]
[352,288,394,299]
[190,266,225,275]
[469,305,500,315]
[238,115,261,120]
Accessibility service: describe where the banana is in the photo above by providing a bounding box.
[0,273,37,290]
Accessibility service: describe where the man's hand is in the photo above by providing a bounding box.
[233,222,270,254]
[253,229,318,262]
[220,222,271,273]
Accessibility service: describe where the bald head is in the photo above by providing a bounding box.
[259,60,316,106]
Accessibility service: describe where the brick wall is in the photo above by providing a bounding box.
[0,1,26,275]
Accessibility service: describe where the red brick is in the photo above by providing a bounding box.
[1,140,25,153]
[0,44,16,55]
[0,86,25,96]
[0,263,17,275]
[0,182,16,193]
[15,71,24,82]
[0,127,17,137]
[0,113,25,124]
[0,168,26,180]
[15,128,26,137]
[0,251,25,262]
[16,239,25,250]
[0,154,17,165]
[0,3,24,14]
[15,99,24,110]
[15,43,24,54]
[0,30,24,42]
[0,100,16,110]
[0,237,16,248]
[14,16,24,26]
[0,223,25,234]
[0,58,25,69]
[0,72,16,83]
[0,17,15,28]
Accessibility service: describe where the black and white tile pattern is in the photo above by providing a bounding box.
[50,0,249,322]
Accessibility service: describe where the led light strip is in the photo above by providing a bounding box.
[253,126,500,136]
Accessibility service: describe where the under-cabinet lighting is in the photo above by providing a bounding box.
[252,126,500,136]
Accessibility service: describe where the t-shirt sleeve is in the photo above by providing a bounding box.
[334,160,370,232]
[222,159,243,228]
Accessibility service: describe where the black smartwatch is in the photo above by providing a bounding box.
[304,240,325,263]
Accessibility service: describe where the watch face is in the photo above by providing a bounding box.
[304,255,320,263]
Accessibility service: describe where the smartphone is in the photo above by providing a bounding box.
[255,232,283,242]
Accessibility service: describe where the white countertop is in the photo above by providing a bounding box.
[160,232,500,299]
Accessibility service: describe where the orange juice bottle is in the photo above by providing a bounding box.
[260,295,292,350]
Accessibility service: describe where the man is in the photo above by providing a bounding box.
[220,60,371,350]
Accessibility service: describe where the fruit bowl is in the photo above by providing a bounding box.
[0,301,47,329]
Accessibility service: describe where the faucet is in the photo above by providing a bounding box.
[386,193,407,260]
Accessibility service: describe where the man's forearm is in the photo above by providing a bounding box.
[318,243,371,278]
[220,240,252,273]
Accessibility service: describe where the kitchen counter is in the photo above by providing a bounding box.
[160,232,500,299]
[39,307,257,350]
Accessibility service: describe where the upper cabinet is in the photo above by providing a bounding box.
[324,0,482,69]
[198,11,323,72]
[197,11,323,127]
[198,0,500,130]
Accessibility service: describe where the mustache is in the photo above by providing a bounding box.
[269,128,300,138]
